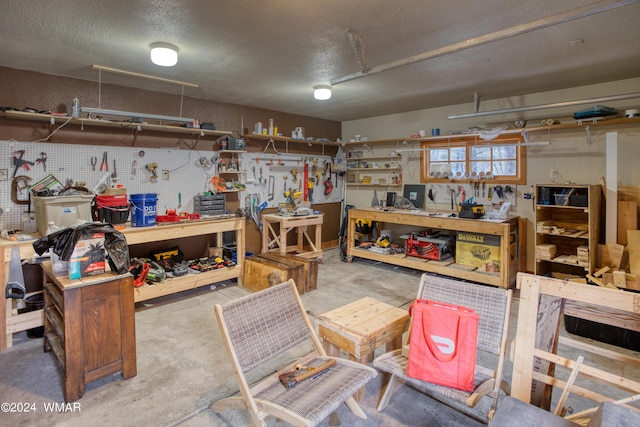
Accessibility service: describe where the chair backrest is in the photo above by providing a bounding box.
[417,274,512,356]
[215,280,311,372]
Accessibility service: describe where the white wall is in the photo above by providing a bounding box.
[342,77,640,271]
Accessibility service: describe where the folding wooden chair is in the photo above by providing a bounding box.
[373,274,513,423]
[210,279,377,426]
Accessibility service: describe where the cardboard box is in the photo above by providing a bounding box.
[456,232,502,272]
[68,231,106,279]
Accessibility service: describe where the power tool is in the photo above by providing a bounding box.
[145,163,158,182]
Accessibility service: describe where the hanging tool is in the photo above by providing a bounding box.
[11,150,34,178]
[131,160,137,176]
[494,185,504,199]
[323,162,333,196]
[427,187,434,202]
[487,185,493,201]
[283,174,288,192]
[145,163,158,182]
[5,246,26,300]
[100,151,109,171]
[111,159,118,181]
[268,176,275,201]
[91,156,97,171]
[450,188,455,210]
[457,185,466,203]
[307,177,314,202]
[303,163,309,201]
[35,152,47,171]
[482,182,486,198]
[252,166,257,184]
[290,168,298,183]
[178,192,182,210]
[11,176,32,204]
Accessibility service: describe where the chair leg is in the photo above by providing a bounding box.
[377,374,402,412]
[210,397,268,427]
[466,378,495,407]
[344,396,368,419]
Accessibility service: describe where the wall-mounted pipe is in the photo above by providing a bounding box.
[447,92,640,120]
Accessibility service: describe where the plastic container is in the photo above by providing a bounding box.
[129,193,158,227]
[34,195,94,236]
[94,195,130,224]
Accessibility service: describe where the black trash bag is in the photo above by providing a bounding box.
[33,222,130,275]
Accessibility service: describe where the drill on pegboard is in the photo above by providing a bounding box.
[145,163,158,182]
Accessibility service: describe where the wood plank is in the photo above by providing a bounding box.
[617,201,638,245]
[628,230,640,274]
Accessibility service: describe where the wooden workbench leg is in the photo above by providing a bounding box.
[297,226,304,253]
[63,288,84,402]
[279,224,287,254]
[315,223,322,255]
[261,218,269,253]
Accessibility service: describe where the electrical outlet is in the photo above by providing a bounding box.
[162,170,169,180]
[550,169,558,180]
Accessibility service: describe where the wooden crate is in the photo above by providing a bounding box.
[258,253,319,292]
[243,255,305,294]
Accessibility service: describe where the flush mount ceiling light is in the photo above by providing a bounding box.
[150,42,179,67]
[313,85,332,100]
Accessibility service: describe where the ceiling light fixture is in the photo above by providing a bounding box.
[313,85,332,100]
[150,42,179,67]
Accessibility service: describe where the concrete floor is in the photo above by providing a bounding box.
[1,248,638,426]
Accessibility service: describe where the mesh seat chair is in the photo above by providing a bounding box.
[373,274,512,423]
[211,280,377,426]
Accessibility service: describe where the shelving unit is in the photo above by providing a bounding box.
[2,110,233,147]
[346,153,403,187]
[346,207,518,289]
[534,184,602,278]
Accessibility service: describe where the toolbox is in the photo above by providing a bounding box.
[194,194,226,216]
[401,232,454,261]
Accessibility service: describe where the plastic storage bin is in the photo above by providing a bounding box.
[34,195,94,236]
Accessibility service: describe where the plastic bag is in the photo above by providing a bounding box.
[33,222,130,274]
[334,144,347,173]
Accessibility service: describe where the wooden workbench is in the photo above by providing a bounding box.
[1,216,245,351]
[261,213,323,258]
[346,207,519,289]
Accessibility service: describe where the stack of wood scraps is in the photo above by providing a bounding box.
[536,244,557,260]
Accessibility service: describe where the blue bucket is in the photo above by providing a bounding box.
[130,193,158,227]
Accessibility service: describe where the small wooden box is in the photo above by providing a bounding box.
[318,297,409,360]
[258,252,319,292]
[243,255,305,294]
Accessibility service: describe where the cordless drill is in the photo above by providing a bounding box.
[145,163,158,182]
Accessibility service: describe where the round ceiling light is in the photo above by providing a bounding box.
[150,42,179,67]
[313,85,332,100]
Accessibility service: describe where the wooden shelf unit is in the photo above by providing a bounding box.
[1,216,246,351]
[346,207,518,289]
[534,184,602,278]
[2,110,233,147]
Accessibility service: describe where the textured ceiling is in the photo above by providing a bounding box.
[1,0,639,122]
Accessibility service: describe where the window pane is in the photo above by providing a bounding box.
[471,161,491,175]
[493,160,517,176]
[430,148,448,161]
[493,145,516,159]
[450,147,466,161]
[471,146,491,161]
[451,162,466,176]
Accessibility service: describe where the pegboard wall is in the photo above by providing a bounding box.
[1,139,343,232]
